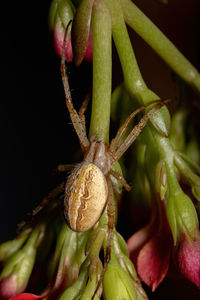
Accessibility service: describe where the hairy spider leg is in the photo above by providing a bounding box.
[61,21,90,150]
[110,99,163,153]
[79,86,92,132]
[56,87,92,173]
[109,168,131,191]
[56,164,76,173]
[17,182,65,234]
[111,100,170,164]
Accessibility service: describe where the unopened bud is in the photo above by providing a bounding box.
[103,255,141,300]
[167,191,199,244]
[49,0,75,61]
[0,225,45,299]
[175,232,200,288]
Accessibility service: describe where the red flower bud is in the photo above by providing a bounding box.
[53,20,73,62]
[176,232,200,288]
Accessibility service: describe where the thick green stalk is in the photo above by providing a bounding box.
[107,0,170,137]
[89,0,112,142]
[121,0,200,93]
[107,0,147,95]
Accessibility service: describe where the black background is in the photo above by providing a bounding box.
[1,0,200,299]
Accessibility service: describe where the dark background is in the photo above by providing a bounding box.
[1,0,200,299]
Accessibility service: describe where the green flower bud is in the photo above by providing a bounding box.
[103,255,141,300]
[167,191,199,244]
[114,232,129,257]
[0,225,44,299]
[49,0,75,30]
[0,231,29,264]
[47,222,89,297]
[112,232,147,299]
[80,258,103,300]
[59,261,89,300]
[49,0,75,61]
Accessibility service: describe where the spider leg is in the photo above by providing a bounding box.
[110,99,162,153]
[109,168,131,191]
[92,176,115,299]
[111,100,169,164]
[56,164,76,173]
[17,182,64,233]
[61,22,90,150]
[79,86,92,131]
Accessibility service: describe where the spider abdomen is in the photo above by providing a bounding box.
[64,163,108,232]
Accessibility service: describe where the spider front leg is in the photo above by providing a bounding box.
[110,99,160,154]
[79,86,92,132]
[110,100,170,164]
[56,164,76,174]
[61,23,90,150]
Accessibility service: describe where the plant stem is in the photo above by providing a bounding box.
[89,0,112,143]
[121,0,200,93]
[107,0,170,137]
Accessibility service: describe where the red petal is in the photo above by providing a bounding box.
[9,293,44,300]
[137,231,172,291]
[127,225,151,265]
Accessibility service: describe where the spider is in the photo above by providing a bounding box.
[60,23,169,297]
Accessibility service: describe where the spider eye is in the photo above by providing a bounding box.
[64,163,108,232]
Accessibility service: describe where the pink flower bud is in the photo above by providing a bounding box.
[176,232,200,288]
[53,20,73,62]
[0,274,18,300]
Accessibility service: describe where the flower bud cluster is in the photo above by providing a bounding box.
[126,102,200,292]
[0,224,46,299]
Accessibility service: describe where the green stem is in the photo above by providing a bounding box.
[107,0,170,137]
[89,0,112,142]
[121,0,200,93]
[107,0,147,95]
